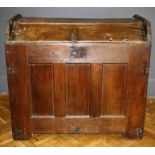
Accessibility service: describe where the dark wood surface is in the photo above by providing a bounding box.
[66,64,90,115]
[12,17,146,41]
[30,64,54,115]
[5,45,32,139]
[90,64,102,117]
[27,43,128,63]
[125,43,151,139]
[32,117,126,134]
[5,14,151,140]
[102,64,127,115]
[53,64,66,117]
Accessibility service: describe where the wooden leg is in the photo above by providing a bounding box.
[12,127,32,140]
[6,45,32,140]
[125,45,150,140]
[122,127,144,139]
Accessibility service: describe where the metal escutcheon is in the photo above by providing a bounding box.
[70,30,87,59]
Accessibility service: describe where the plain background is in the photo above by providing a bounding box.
[0,7,154,96]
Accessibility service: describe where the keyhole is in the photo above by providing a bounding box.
[75,127,81,133]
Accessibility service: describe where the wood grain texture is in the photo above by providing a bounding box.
[66,64,90,115]
[125,43,151,139]
[90,64,102,117]
[32,117,126,134]
[1,94,155,146]
[30,64,54,115]
[102,64,127,115]
[5,45,32,140]
[27,44,128,64]
[53,64,66,117]
[12,18,146,41]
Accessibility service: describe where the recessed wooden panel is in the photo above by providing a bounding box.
[66,64,90,115]
[53,64,66,117]
[30,64,54,115]
[102,64,127,115]
[90,64,102,117]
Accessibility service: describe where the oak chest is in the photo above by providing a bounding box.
[5,14,151,140]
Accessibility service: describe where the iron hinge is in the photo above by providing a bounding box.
[7,67,15,74]
[135,127,144,139]
[138,63,149,75]
[144,65,149,75]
